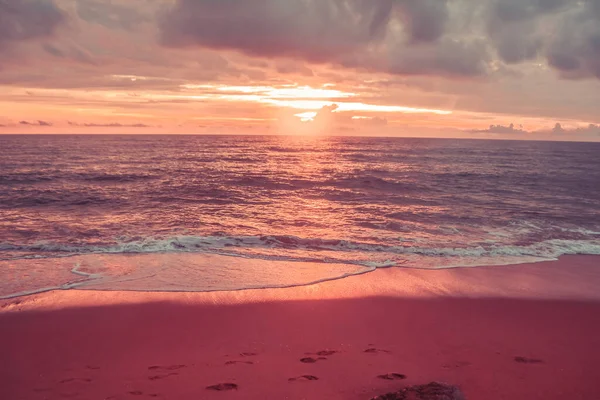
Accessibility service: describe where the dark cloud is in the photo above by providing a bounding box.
[484,0,600,78]
[545,2,600,79]
[386,37,491,77]
[75,0,148,31]
[489,24,543,64]
[0,0,65,49]
[552,122,565,134]
[471,123,527,134]
[160,0,395,62]
[19,120,52,126]
[158,0,600,81]
[42,42,64,57]
[68,122,153,128]
[486,0,562,64]
[41,42,96,64]
[399,0,449,43]
[159,0,472,76]
[484,0,568,64]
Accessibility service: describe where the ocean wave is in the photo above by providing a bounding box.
[0,192,126,208]
[2,234,599,268]
[0,174,54,184]
[79,173,158,183]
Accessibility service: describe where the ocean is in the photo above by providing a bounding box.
[1,134,599,299]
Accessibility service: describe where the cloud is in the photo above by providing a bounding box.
[552,122,565,134]
[307,104,340,128]
[471,123,527,134]
[68,121,154,128]
[351,116,388,126]
[471,121,600,137]
[573,124,600,135]
[160,1,394,61]
[485,0,567,64]
[385,37,491,77]
[275,61,314,76]
[484,0,600,79]
[159,0,486,78]
[548,122,600,135]
[278,103,393,135]
[74,0,148,31]
[395,0,450,43]
[545,3,600,79]
[158,0,600,80]
[41,42,96,64]
[19,120,52,126]
[0,0,65,49]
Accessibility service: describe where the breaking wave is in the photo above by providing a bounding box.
[2,234,599,268]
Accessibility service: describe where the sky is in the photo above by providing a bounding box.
[1,0,599,140]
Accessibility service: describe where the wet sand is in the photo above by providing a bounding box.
[1,256,599,399]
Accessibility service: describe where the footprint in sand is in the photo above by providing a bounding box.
[300,357,328,363]
[371,382,463,400]
[59,378,92,384]
[377,373,407,380]
[315,350,338,356]
[147,365,187,371]
[514,356,544,364]
[289,375,319,382]
[206,383,238,391]
[225,360,254,365]
[442,361,472,369]
[148,372,178,380]
[364,348,391,354]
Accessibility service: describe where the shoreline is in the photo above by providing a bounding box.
[2,253,600,304]
[2,255,600,309]
[1,255,599,399]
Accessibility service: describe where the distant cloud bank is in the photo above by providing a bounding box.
[19,120,52,126]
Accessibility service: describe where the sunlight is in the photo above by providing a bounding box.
[183,84,355,99]
[264,99,452,115]
[294,111,318,122]
[176,83,453,116]
[266,86,354,99]
[336,102,452,115]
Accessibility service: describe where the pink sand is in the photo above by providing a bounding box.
[1,255,600,399]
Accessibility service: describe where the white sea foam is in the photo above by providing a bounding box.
[2,235,599,267]
[1,235,599,299]
[362,260,398,268]
[0,253,374,299]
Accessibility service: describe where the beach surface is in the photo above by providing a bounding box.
[1,255,600,400]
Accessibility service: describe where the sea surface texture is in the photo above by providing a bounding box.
[1,135,599,298]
